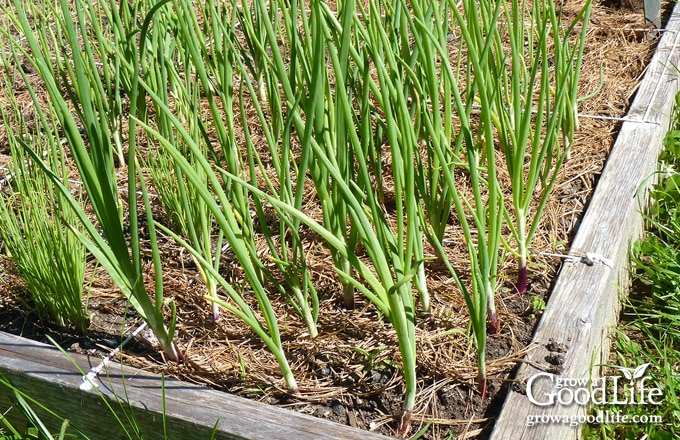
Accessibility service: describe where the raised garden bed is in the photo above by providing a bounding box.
[0,1,677,439]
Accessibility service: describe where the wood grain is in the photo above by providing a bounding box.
[489,4,680,439]
[0,330,390,440]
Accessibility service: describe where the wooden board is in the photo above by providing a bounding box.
[0,330,390,440]
[489,4,680,439]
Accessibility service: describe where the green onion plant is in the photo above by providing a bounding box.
[491,0,592,295]
[141,6,226,322]
[400,0,508,399]
[170,0,321,335]
[267,0,425,427]
[138,0,425,430]
[232,0,321,334]
[139,117,301,393]
[362,0,433,316]
[131,1,300,392]
[147,144,226,322]
[4,0,182,361]
[234,0,362,311]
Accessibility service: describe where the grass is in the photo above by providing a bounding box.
[0,351,220,440]
[583,93,680,440]
[0,380,74,440]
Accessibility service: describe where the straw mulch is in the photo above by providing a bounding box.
[0,1,671,439]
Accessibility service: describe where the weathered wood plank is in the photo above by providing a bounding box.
[489,4,680,439]
[0,330,391,439]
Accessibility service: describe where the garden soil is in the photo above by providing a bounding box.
[0,1,674,439]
